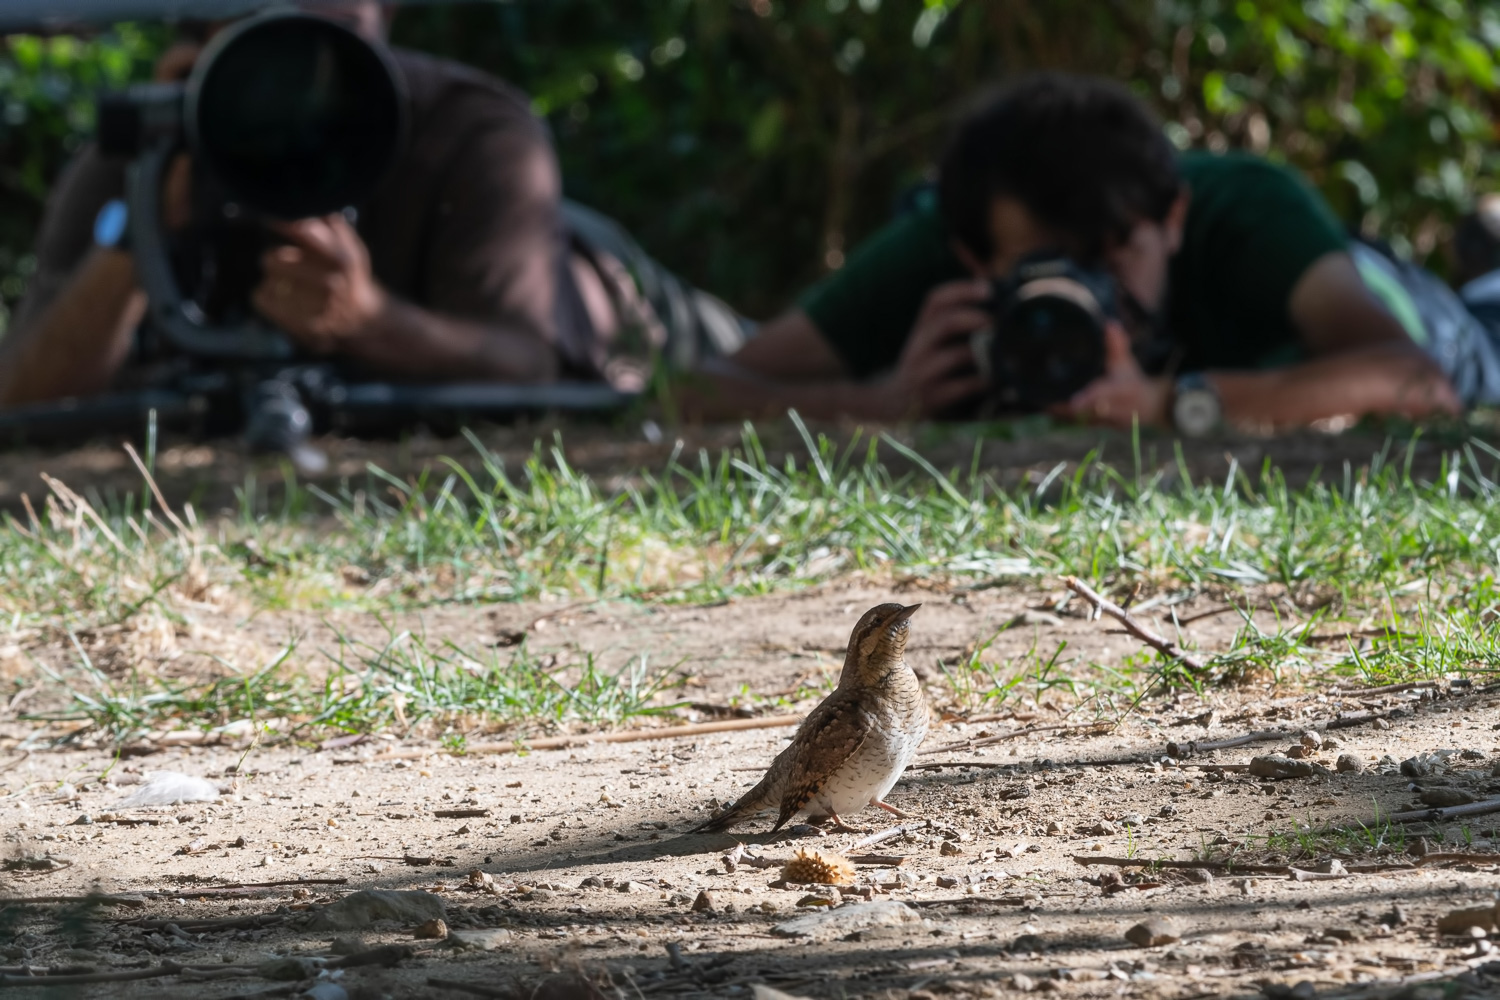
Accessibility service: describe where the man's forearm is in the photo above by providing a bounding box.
[339,295,559,383]
[1208,343,1460,428]
[0,249,144,407]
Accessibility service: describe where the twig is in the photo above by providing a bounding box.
[1166,604,1244,626]
[1410,852,1500,867]
[847,854,906,866]
[369,714,802,762]
[1064,576,1206,672]
[1304,630,1422,646]
[131,914,288,932]
[1358,797,1500,827]
[2,893,146,907]
[1165,710,1387,759]
[848,823,923,853]
[1073,855,1293,874]
[1329,679,1438,695]
[906,760,1014,771]
[0,751,29,774]
[1075,854,1460,876]
[1165,729,1293,758]
[918,723,1104,757]
[184,877,348,893]
[427,977,511,998]
[0,962,183,986]
[326,944,413,970]
[433,809,490,819]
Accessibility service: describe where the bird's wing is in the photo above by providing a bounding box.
[772,697,870,831]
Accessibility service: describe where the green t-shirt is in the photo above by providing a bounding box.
[799,152,1350,377]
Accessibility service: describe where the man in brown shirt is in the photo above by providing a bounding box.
[0,1,605,407]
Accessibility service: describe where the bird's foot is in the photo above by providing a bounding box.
[822,811,869,835]
[872,799,912,820]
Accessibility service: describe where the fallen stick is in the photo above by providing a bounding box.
[369,714,803,762]
[1358,797,1500,827]
[906,760,1014,772]
[1167,604,1244,626]
[433,809,490,819]
[848,823,924,853]
[918,722,1104,757]
[427,977,511,999]
[1073,855,1292,874]
[1165,710,1387,759]
[0,962,183,986]
[1409,851,1500,867]
[1064,576,1206,672]
[1076,854,1459,876]
[131,914,288,932]
[183,877,348,893]
[2,893,146,907]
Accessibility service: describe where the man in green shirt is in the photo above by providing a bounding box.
[686,73,1464,429]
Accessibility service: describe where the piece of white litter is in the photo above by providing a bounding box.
[118,771,220,808]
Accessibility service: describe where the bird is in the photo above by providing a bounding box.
[692,602,929,833]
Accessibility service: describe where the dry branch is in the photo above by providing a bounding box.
[368,714,802,762]
[1367,797,1500,826]
[1064,576,1206,672]
[0,962,183,987]
[848,823,924,853]
[918,722,1105,757]
[427,977,511,999]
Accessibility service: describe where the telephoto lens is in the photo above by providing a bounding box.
[187,11,406,219]
[981,253,1117,413]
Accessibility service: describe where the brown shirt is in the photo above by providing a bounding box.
[13,47,596,378]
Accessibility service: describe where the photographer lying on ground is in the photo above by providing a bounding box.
[684,73,1500,431]
[0,1,740,409]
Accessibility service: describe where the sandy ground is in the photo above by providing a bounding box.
[3,584,1500,999]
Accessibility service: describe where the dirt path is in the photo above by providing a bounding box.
[3,587,1499,999]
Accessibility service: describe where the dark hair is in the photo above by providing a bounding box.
[938,73,1182,263]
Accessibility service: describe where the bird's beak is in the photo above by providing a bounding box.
[899,604,922,620]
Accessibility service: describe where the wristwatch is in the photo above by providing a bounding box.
[93,198,130,251]
[1172,372,1222,437]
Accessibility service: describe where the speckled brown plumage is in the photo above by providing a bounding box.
[691,603,929,833]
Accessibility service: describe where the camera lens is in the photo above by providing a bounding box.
[188,13,404,219]
[999,294,1105,410]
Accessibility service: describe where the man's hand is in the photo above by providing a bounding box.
[883,279,991,418]
[252,215,387,352]
[1052,322,1171,428]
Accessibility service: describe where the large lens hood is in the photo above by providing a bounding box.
[184,10,406,219]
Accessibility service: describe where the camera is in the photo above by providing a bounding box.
[973,252,1118,413]
[97,10,406,361]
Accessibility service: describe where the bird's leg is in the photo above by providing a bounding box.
[824,811,868,835]
[872,799,911,819]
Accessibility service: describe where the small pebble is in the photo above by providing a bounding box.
[412,918,448,940]
[1335,754,1364,774]
[1420,786,1478,807]
[1125,917,1179,948]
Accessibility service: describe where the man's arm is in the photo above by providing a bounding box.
[0,249,145,407]
[679,280,992,422]
[1064,252,1461,428]
[253,216,558,382]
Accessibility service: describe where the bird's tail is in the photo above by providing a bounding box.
[689,773,777,833]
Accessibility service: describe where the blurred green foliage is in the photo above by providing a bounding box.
[0,0,1497,330]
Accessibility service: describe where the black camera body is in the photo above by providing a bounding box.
[975,252,1118,413]
[98,10,407,361]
